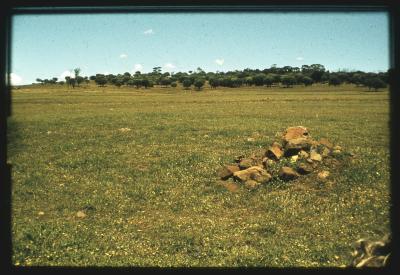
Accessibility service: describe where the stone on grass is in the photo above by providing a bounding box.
[279,166,300,181]
[290,155,299,163]
[306,158,313,164]
[284,138,313,156]
[266,143,284,161]
[321,147,331,157]
[298,150,309,159]
[217,165,240,180]
[310,150,322,162]
[333,145,342,151]
[233,166,271,184]
[332,150,342,156]
[244,180,261,190]
[317,171,330,180]
[239,158,254,170]
[76,211,87,218]
[297,163,313,175]
[282,126,310,144]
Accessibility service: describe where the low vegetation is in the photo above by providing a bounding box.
[8,83,390,267]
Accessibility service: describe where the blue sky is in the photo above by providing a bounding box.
[11,12,389,85]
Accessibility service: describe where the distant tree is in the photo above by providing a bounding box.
[194,78,205,90]
[73,68,81,86]
[253,74,265,86]
[52,77,58,83]
[365,77,386,91]
[58,81,65,85]
[94,74,107,87]
[302,76,314,86]
[76,76,84,86]
[36,78,43,84]
[182,79,192,90]
[328,75,342,86]
[281,75,296,88]
[350,73,364,86]
[263,75,274,87]
[132,78,142,88]
[65,76,76,88]
[141,79,151,88]
[209,78,220,88]
[244,76,253,86]
[89,75,96,81]
[171,82,177,88]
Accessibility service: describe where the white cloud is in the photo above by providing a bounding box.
[215,58,224,66]
[59,70,74,79]
[120,53,128,59]
[163,63,176,71]
[296,57,304,61]
[143,29,154,35]
[10,73,22,86]
[133,64,143,72]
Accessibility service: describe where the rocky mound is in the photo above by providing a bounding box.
[351,234,391,267]
[217,126,353,190]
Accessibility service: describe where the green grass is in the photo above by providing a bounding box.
[8,83,390,267]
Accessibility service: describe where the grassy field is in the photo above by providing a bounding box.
[8,83,391,267]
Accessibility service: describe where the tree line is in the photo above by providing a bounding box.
[35,64,390,91]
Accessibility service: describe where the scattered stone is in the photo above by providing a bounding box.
[332,149,342,156]
[217,165,240,180]
[317,171,330,180]
[250,170,272,184]
[118,128,131,132]
[244,180,261,190]
[282,126,310,145]
[266,143,284,161]
[298,150,309,159]
[221,182,239,192]
[290,155,299,163]
[38,211,45,216]
[233,166,270,185]
[279,167,300,181]
[321,147,331,157]
[333,145,342,151]
[306,158,314,164]
[297,163,313,175]
[284,138,313,156]
[310,150,322,162]
[247,137,255,142]
[351,234,391,267]
[239,158,254,170]
[234,155,245,163]
[319,138,333,149]
[76,211,87,218]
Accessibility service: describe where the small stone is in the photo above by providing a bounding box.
[239,158,254,170]
[310,150,322,162]
[317,171,330,180]
[333,145,342,151]
[38,211,45,216]
[233,166,266,183]
[247,137,255,142]
[306,158,313,164]
[217,165,240,180]
[297,163,313,175]
[332,149,341,156]
[266,144,284,161]
[234,155,245,163]
[298,150,309,159]
[250,170,272,184]
[321,147,331,157]
[279,166,300,181]
[290,155,299,163]
[76,211,87,218]
[244,180,261,190]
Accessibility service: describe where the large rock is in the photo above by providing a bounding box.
[217,164,240,180]
[233,166,271,184]
[278,166,300,181]
[266,142,283,161]
[238,158,254,170]
[282,126,310,144]
[297,163,313,175]
[284,138,313,156]
[310,150,322,162]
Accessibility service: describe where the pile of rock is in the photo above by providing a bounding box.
[351,234,391,267]
[217,126,348,189]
